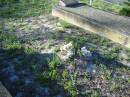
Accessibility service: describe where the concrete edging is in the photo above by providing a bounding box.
[0,82,12,97]
[52,6,130,48]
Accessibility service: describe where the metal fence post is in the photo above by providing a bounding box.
[89,0,93,6]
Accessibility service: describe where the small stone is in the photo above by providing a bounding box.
[26,19,32,23]
[81,47,92,57]
[106,93,110,96]
[122,75,125,79]
[119,51,128,60]
[81,47,92,61]
[59,42,74,60]
[97,84,100,89]
[60,42,73,51]
[62,50,74,60]
[66,29,72,34]
[92,69,96,73]
[40,49,54,54]
[0,82,12,97]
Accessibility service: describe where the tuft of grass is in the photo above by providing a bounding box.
[24,47,36,54]
[37,55,62,83]
[99,64,112,80]
[62,70,69,79]
[48,55,62,69]
[0,28,23,53]
[64,80,78,97]
[60,21,73,29]
[62,71,78,97]
[128,79,130,83]
[120,8,130,16]
[119,1,130,16]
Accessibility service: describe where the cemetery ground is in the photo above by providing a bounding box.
[0,0,130,97]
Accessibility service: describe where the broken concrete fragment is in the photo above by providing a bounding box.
[59,42,74,61]
[0,82,12,97]
[59,0,79,7]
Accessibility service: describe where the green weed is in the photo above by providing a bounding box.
[64,80,78,97]
[60,21,73,28]
[48,55,62,69]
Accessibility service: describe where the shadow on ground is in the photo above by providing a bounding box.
[0,48,69,97]
[67,3,86,8]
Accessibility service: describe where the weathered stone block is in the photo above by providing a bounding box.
[0,82,12,97]
[52,5,130,48]
[59,0,79,6]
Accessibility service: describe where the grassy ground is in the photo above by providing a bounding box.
[0,0,58,19]
[0,0,129,19]
[81,0,129,15]
[0,0,130,97]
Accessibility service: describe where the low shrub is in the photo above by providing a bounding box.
[120,8,130,16]
[120,1,130,16]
